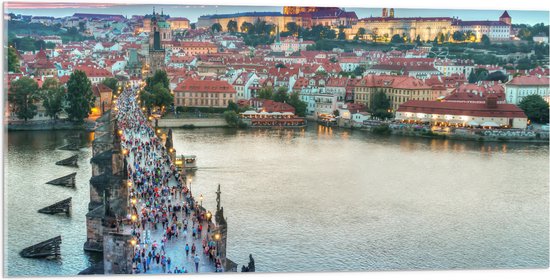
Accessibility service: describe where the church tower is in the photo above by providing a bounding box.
[148,8,166,76]
[499,10,511,25]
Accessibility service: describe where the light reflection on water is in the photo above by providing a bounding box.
[4,125,549,275]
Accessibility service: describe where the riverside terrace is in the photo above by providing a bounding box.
[113,84,239,274]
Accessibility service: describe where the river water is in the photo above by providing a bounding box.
[4,125,549,276]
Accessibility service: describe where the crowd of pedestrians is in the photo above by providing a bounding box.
[115,86,223,274]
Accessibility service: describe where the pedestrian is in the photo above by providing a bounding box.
[185,243,190,258]
[193,254,200,272]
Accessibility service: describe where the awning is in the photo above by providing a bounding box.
[480,121,500,127]
[467,121,480,126]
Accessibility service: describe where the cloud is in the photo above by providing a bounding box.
[5,2,123,9]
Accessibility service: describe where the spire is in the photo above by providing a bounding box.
[153,6,155,15]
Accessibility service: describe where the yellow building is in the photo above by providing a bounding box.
[354,75,437,111]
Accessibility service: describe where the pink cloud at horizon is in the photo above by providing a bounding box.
[5,2,124,9]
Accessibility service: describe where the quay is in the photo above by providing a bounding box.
[80,83,241,274]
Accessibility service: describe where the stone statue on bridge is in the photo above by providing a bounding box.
[241,254,255,272]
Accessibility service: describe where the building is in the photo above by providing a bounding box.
[177,41,218,55]
[395,95,528,129]
[282,6,336,15]
[173,79,237,108]
[91,83,113,115]
[505,75,550,104]
[148,10,167,76]
[452,11,511,41]
[147,9,172,48]
[350,14,453,42]
[354,75,438,111]
[167,17,190,30]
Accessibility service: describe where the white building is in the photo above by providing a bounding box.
[505,75,550,104]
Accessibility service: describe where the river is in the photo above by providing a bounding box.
[4,125,549,275]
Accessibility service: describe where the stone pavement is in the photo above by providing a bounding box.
[118,87,218,274]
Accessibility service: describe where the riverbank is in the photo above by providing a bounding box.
[361,123,550,144]
[157,117,228,128]
[7,120,96,131]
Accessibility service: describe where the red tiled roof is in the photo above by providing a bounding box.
[507,75,549,86]
[397,100,527,118]
[174,79,236,93]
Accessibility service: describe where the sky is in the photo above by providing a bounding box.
[4,3,549,25]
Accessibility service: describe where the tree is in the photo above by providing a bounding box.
[241,22,254,34]
[7,46,19,73]
[227,100,239,112]
[211,23,222,33]
[452,31,465,42]
[288,92,307,117]
[66,70,95,123]
[227,20,238,33]
[415,35,421,45]
[485,71,508,83]
[390,34,405,44]
[8,77,39,121]
[78,21,86,32]
[286,22,299,35]
[145,70,170,92]
[481,34,491,46]
[273,87,289,103]
[353,65,366,77]
[337,26,346,40]
[41,78,65,120]
[258,87,273,100]
[437,33,445,44]
[190,23,196,30]
[102,77,119,93]
[356,28,366,40]
[518,95,549,124]
[370,90,392,119]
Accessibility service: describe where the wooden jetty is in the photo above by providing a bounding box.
[58,143,80,151]
[38,198,72,215]
[20,236,62,258]
[55,155,78,167]
[46,172,77,188]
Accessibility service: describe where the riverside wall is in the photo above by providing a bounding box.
[157,118,228,128]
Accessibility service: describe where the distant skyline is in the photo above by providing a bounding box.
[5,3,549,25]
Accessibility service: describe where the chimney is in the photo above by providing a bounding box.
[485,95,498,109]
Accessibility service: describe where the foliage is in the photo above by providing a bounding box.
[288,92,307,117]
[8,46,19,72]
[227,20,238,33]
[518,95,549,124]
[211,23,222,33]
[353,65,366,77]
[141,70,172,112]
[514,23,549,41]
[481,35,491,47]
[452,31,466,42]
[41,78,65,120]
[372,124,391,135]
[66,70,95,123]
[286,22,299,36]
[102,77,119,93]
[485,71,508,83]
[468,68,489,83]
[8,77,39,121]
[144,70,170,92]
[257,87,273,100]
[223,110,247,128]
[226,100,239,112]
[390,34,405,44]
[370,90,392,119]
